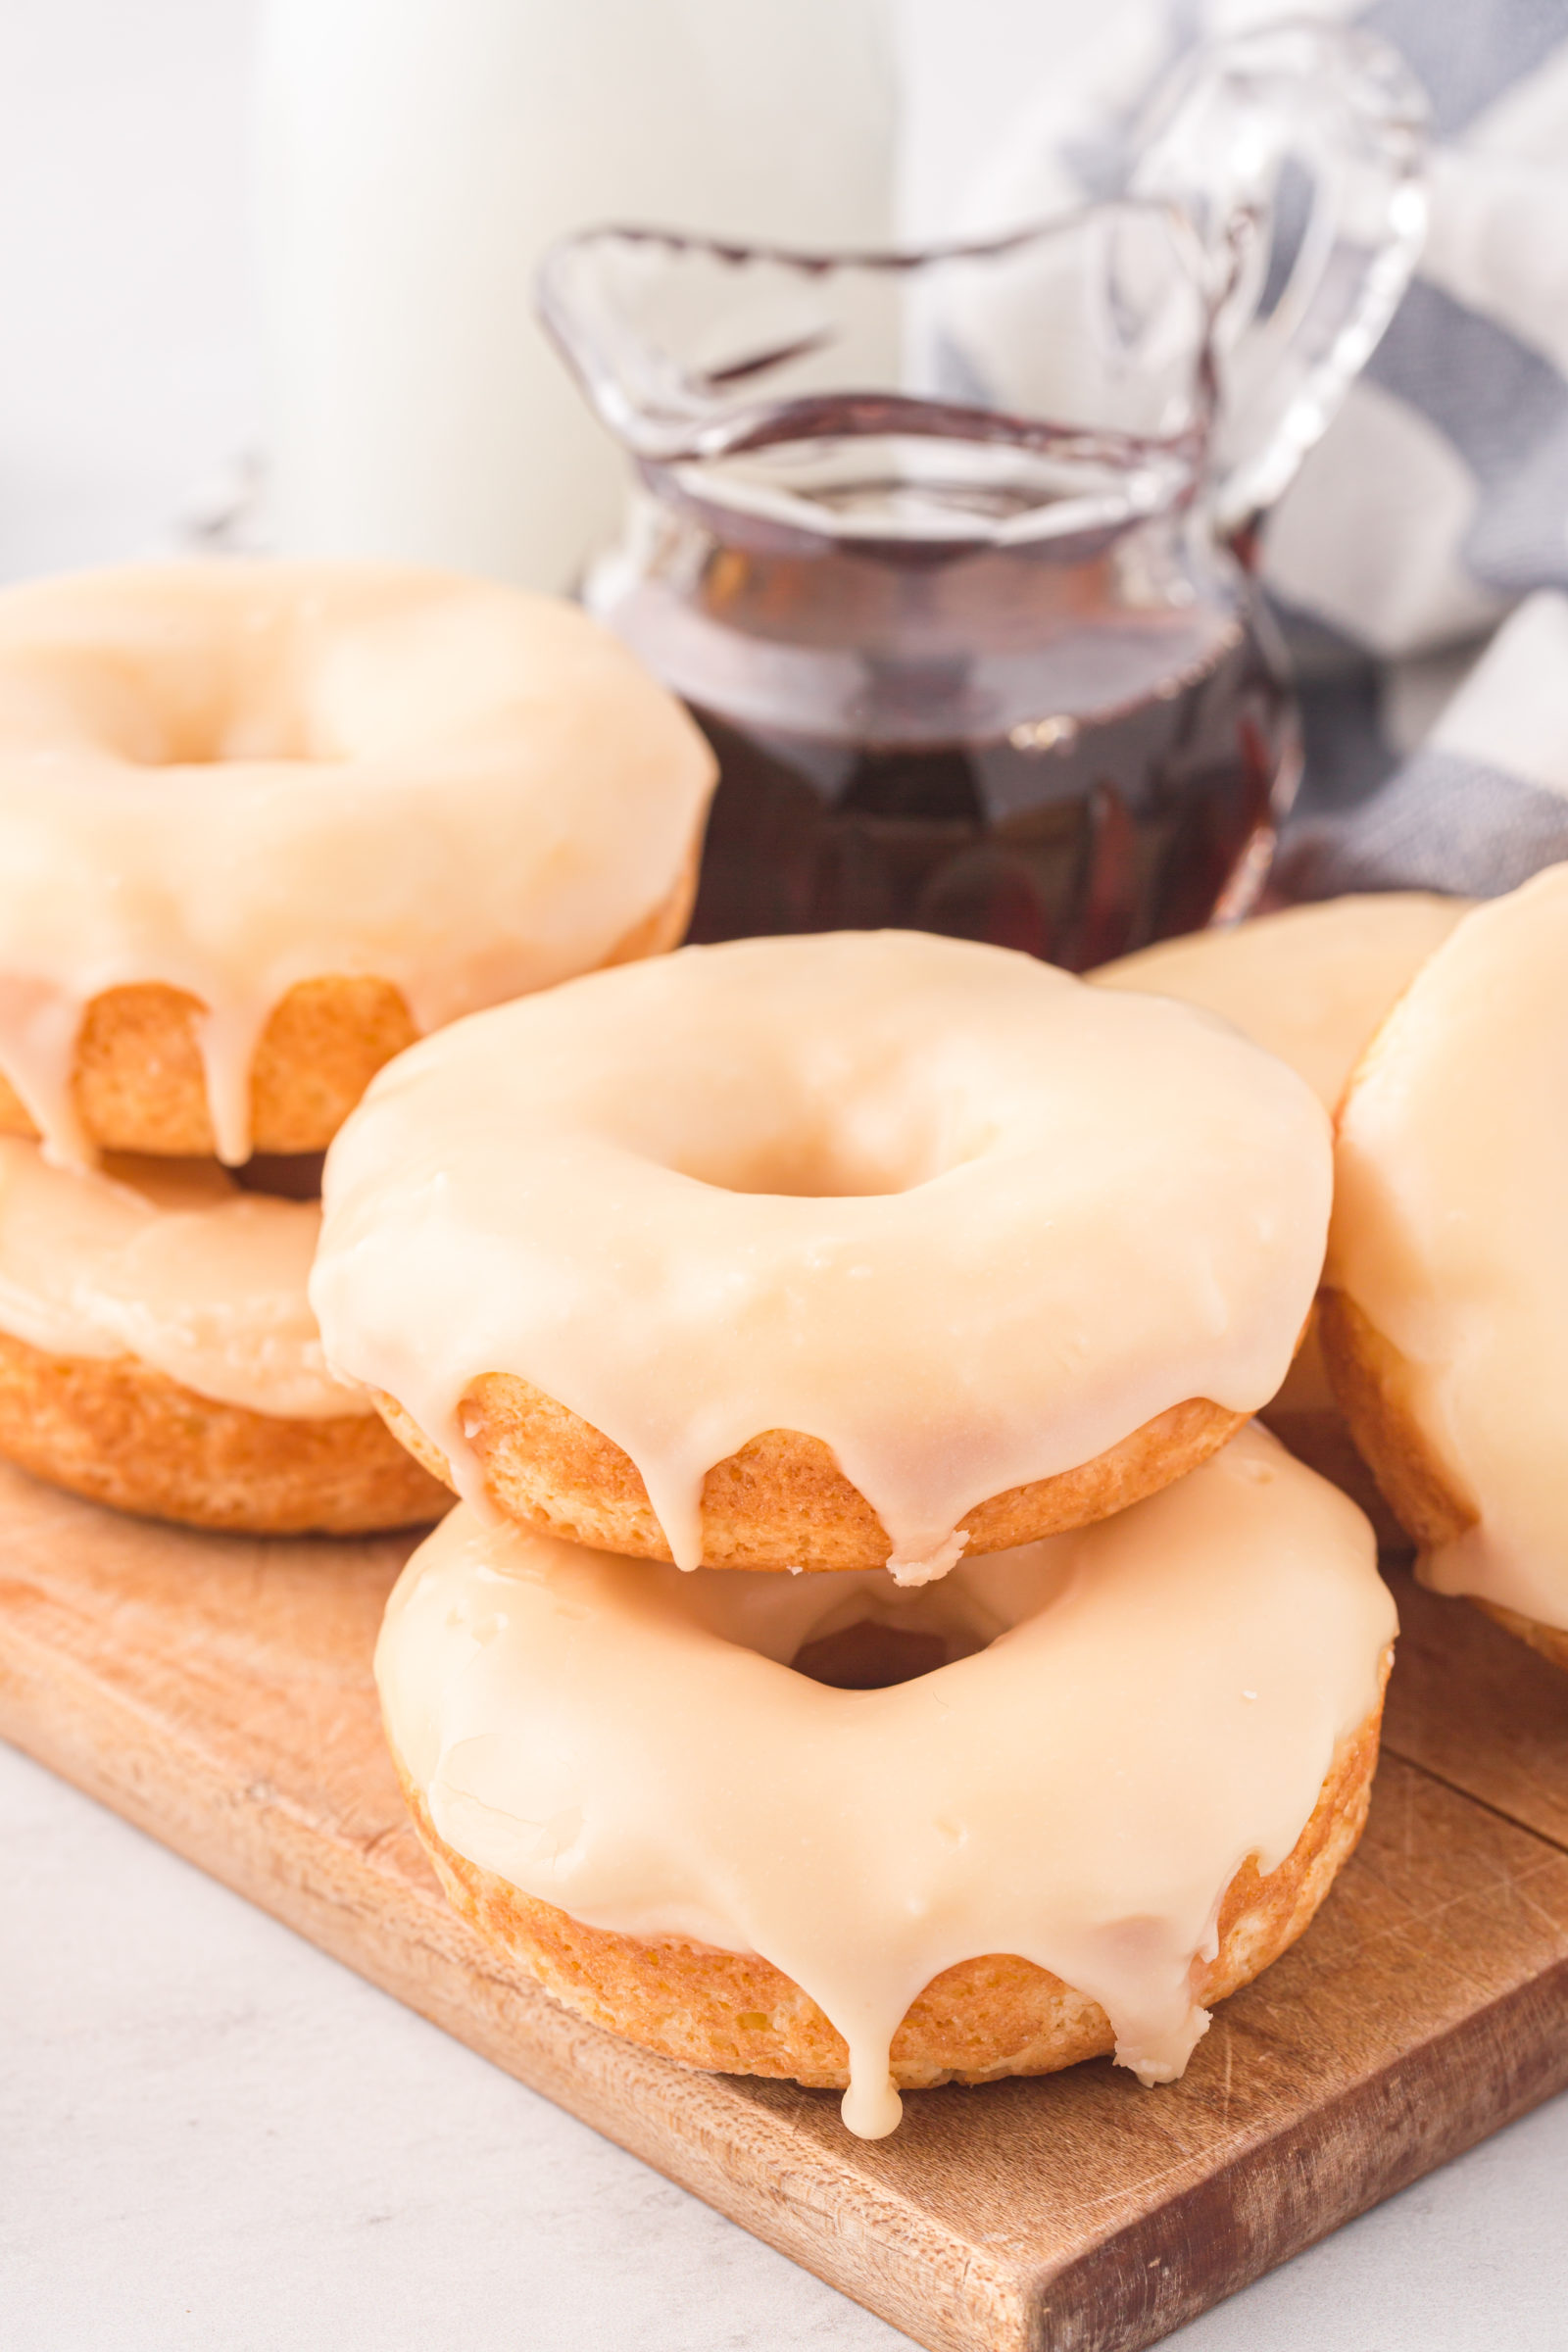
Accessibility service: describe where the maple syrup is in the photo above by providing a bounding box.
[684,619,1289,968]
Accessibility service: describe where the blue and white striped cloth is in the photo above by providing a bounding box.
[947,0,1568,897]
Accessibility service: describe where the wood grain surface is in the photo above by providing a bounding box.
[2,1469,1566,2352]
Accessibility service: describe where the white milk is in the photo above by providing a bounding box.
[256,0,896,592]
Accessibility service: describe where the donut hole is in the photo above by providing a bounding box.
[694,1137,924,1199]
[668,1093,997,1200]
[587,979,1015,1200]
[13,577,530,770]
[792,1621,954,1689]
[698,1553,1071,1692]
[20,625,350,769]
[141,685,316,766]
[56,655,321,768]
[774,1565,1029,1690]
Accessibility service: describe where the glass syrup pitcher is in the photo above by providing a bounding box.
[540,23,1426,966]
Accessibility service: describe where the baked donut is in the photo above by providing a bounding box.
[1094,893,1467,1537]
[0,562,713,1164]
[313,930,1333,1578]
[1092,894,1468,1113]
[1324,864,1568,1668]
[379,1425,1396,2136]
[0,1135,444,1532]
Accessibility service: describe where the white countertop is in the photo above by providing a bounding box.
[7,1737,1567,2352]
[1,6,1565,2347]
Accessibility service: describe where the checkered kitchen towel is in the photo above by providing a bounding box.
[1276,590,1568,895]
[955,0,1568,898]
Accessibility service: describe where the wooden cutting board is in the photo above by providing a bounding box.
[2,1463,1567,2352]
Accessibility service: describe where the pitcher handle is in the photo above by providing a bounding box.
[1128,20,1428,536]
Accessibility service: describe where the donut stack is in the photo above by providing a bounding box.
[24,553,1554,2139]
[314,927,1399,2138]
[0,561,714,1535]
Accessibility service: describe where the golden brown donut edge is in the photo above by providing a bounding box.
[0,848,698,1157]
[0,1324,448,1536]
[390,1684,1386,2091]
[376,1378,1250,1571]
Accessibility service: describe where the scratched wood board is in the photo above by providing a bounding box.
[2,1469,1566,2352]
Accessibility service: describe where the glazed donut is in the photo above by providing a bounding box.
[1094,893,1468,1538]
[0,562,713,1164]
[313,930,1332,1578]
[379,1426,1396,2136]
[0,1136,444,1532]
[1092,894,1468,1114]
[1324,864,1568,1669]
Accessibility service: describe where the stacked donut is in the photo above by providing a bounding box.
[315,927,1399,2138]
[0,562,715,1533]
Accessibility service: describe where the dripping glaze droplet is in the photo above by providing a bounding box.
[841,2071,903,2139]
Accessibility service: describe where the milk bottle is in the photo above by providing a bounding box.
[257,0,895,590]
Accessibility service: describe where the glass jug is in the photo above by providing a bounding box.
[541,23,1427,966]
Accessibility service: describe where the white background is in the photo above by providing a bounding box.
[1,6,1565,2347]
